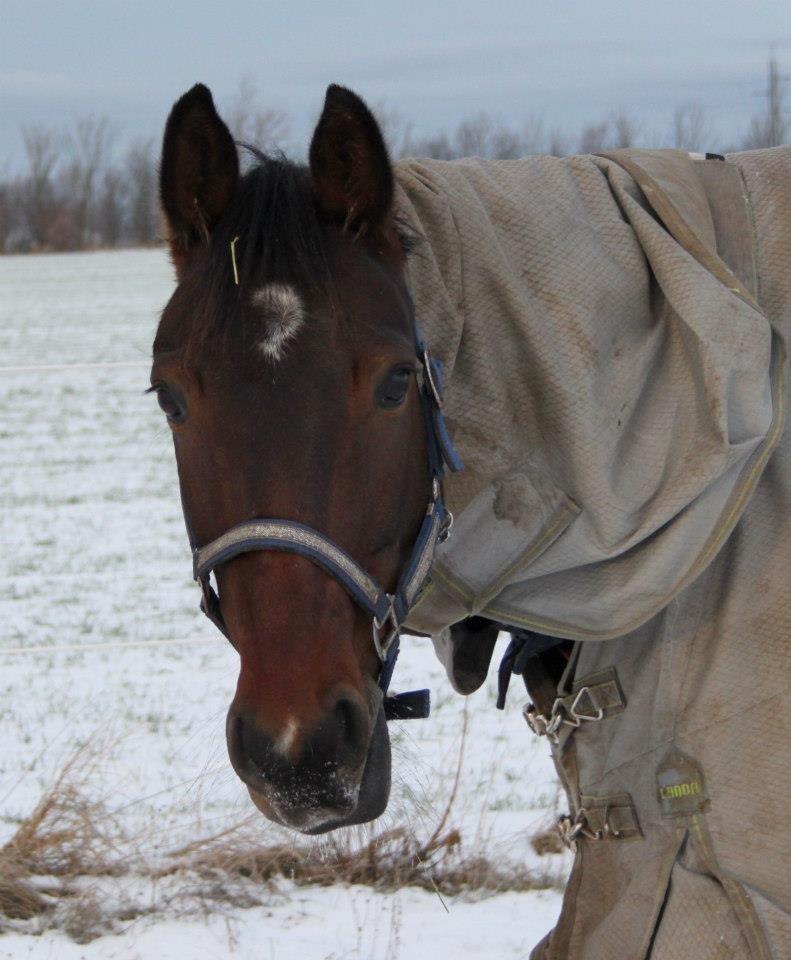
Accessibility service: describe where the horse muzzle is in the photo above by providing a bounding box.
[225,681,391,834]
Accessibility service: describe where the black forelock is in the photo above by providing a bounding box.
[230,147,329,290]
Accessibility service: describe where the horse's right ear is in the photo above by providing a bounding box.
[160,84,239,269]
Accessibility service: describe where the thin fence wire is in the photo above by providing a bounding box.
[0,636,218,656]
[0,360,149,373]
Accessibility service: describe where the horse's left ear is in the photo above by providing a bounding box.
[160,84,239,265]
[309,85,393,237]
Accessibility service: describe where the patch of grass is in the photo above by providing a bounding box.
[163,820,551,904]
[158,706,553,903]
[0,714,559,943]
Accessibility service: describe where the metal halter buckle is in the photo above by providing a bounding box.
[372,595,400,662]
[439,508,454,543]
[422,347,444,408]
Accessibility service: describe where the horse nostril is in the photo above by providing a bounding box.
[226,710,245,770]
[334,695,370,771]
[308,694,370,774]
[227,709,275,778]
[335,696,366,761]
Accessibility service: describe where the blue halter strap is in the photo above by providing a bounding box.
[190,329,463,722]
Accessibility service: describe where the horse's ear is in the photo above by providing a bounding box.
[160,84,239,266]
[309,85,393,237]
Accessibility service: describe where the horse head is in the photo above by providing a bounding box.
[153,83,442,833]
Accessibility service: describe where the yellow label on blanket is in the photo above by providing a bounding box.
[656,747,709,818]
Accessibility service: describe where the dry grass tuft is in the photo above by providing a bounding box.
[0,874,47,921]
[1,750,121,879]
[531,826,564,857]
[0,743,124,936]
[161,820,549,901]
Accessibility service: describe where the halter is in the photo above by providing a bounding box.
[188,328,463,722]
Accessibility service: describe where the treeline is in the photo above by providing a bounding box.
[0,121,159,254]
[0,81,288,254]
[0,64,787,254]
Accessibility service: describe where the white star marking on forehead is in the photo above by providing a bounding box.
[252,283,305,362]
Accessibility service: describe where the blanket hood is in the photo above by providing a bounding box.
[395,150,783,643]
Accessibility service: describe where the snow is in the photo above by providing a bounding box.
[0,249,567,957]
[0,885,563,960]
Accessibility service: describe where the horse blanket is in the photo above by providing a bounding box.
[395,146,790,959]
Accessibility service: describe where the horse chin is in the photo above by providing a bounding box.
[246,705,391,835]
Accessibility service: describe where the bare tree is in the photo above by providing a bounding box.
[225,78,289,153]
[125,138,158,245]
[741,115,772,150]
[578,121,610,154]
[0,181,15,252]
[611,111,640,149]
[455,113,494,157]
[763,54,789,147]
[68,116,115,246]
[546,128,570,157]
[741,55,789,149]
[20,125,61,247]
[97,169,125,247]
[520,116,547,156]
[671,102,711,151]
[490,125,523,159]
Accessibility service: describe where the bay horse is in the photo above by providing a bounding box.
[153,83,455,834]
[153,83,791,958]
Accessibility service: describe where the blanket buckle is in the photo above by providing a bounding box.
[556,809,603,852]
[523,670,625,742]
[523,703,565,742]
[558,793,642,851]
[568,686,605,724]
[557,800,637,852]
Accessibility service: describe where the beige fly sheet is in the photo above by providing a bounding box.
[395,146,791,959]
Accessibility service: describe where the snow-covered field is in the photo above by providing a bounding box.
[0,249,566,958]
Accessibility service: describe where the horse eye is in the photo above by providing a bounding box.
[150,385,185,423]
[376,367,412,409]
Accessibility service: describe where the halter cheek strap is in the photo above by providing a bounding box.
[189,329,463,722]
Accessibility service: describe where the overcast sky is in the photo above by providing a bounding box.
[1,0,789,169]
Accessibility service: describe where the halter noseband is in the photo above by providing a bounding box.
[188,329,463,722]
